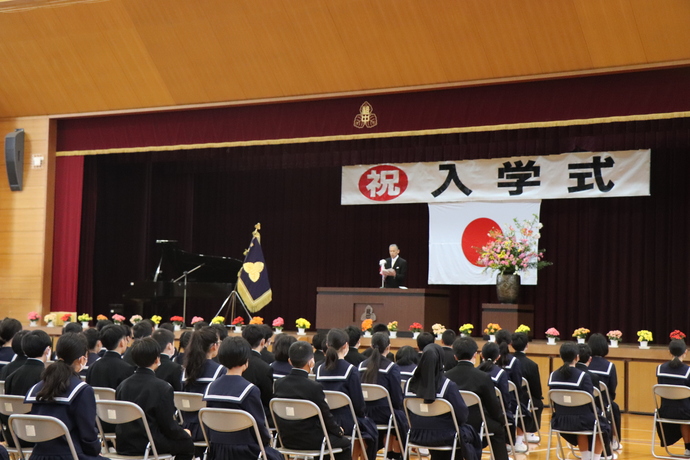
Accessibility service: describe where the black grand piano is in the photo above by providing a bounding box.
[123,240,244,320]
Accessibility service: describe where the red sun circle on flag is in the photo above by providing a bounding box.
[461,218,503,267]
[358,165,409,202]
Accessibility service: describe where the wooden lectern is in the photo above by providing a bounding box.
[316,287,450,330]
[481,303,534,333]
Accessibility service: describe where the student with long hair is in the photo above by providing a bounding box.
[359,332,407,460]
[655,339,690,455]
[395,345,418,382]
[315,328,378,460]
[405,344,477,460]
[203,337,281,460]
[478,342,512,425]
[548,342,607,460]
[588,333,621,449]
[25,333,109,460]
[494,330,527,452]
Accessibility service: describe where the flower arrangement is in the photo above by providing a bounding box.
[432,323,446,335]
[459,323,474,334]
[78,313,92,322]
[476,215,552,275]
[545,328,560,338]
[670,330,687,340]
[296,318,311,329]
[111,314,125,324]
[61,313,72,322]
[272,317,284,329]
[191,316,204,325]
[515,324,531,333]
[151,315,162,325]
[637,330,653,342]
[130,315,142,323]
[44,313,56,324]
[28,312,40,321]
[249,316,264,325]
[231,316,244,326]
[95,314,107,321]
[362,319,373,332]
[211,316,225,325]
[572,328,590,339]
[409,322,423,332]
[170,316,184,326]
[606,330,622,342]
[484,323,501,335]
[387,321,398,332]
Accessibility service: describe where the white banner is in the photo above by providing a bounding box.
[428,201,541,285]
[342,149,650,205]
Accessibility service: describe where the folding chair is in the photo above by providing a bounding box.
[508,380,528,439]
[173,391,208,451]
[546,389,606,460]
[494,387,516,453]
[270,397,344,460]
[651,384,690,459]
[402,397,460,460]
[324,390,368,460]
[9,414,78,460]
[0,394,33,459]
[93,387,117,401]
[599,381,620,451]
[95,400,173,460]
[92,387,117,449]
[361,383,403,458]
[199,407,268,460]
[459,390,495,460]
[522,377,541,441]
[0,380,4,394]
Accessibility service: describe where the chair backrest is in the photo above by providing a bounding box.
[0,380,4,395]
[95,400,162,459]
[549,389,596,409]
[653,384,690,407]
[0,395,32,416]
[270,397,340,459]
[403,397,460,445]
[459,390,480,408]
[323,390,352,411]
[92,387,116,401]
[173,391,206,412]
[199,408,267,460]
[9,415,79,460]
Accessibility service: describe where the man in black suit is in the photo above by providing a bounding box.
[152,328,182,391]
[273,341,351,460]
[241,324,274,415]
[382,244,407,288]
[4,330,51,396]
[445,337,509,460]
[441,329,457,371]
[511,332,543,442]
[116,337,194,460]
[86,324,134,389]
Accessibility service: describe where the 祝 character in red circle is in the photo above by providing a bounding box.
[358,165,408,202]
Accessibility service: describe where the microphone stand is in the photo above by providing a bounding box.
[173,263,205,324]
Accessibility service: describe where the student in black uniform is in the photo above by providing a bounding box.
[5,330,51,396]
[656,339,690,456]
[395,346,418,382]
[259,325,275,364]
[116,337,194,460]
[152,328,183,391]
[343,325,366,366]
[511,332,543,443]
[25,333,108,460]
[416,332,435,356]
[175,330,192,365]
[270,333,296,379]
[495,329,527,453]
[123,321,153,366]
[203,336,282,460]
[440,330,457,371]
[241,325,274,416]
[0,318,22,371]
[312,330,328,367]
[86,324,134,389]
[0,329,29,380]
[81,328,101,376]
[588,333,621,449]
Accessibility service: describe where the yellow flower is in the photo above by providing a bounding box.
[211,316,225,324]
[296,318,311,329]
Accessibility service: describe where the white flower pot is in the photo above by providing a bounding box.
[577,337,585,344]
[233,326,242,333]
[547,337,557,345]
[436,333,443,340]
[364,331,372,338]
[274,328,283,334]
[640,340,649,349]
[297,327,306,336]
[412,332,420,339]
[488,334,496,342]
[609,340,618,348]
[174,324,181,332]
[389,331,397,339]
[460,333,470,338]
[47,321,54,328]
[82,321,89,328]
[29,321,37,327]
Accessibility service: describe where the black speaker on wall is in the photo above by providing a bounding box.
[5,129,24,192]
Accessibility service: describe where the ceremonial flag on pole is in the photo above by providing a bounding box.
[237,223,272,312]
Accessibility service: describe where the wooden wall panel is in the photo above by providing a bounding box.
[628,361,658,413]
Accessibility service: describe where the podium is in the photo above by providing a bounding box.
[481,303,534,333]
[316,287,450,330]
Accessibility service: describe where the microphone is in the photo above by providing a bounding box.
[379,259,386,276]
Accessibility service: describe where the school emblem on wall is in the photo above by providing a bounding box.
[354,102,378,129]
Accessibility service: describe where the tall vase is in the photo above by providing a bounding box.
[496,274,521,304]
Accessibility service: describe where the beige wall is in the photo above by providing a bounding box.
[0,116,55,322]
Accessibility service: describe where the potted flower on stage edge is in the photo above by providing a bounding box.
[670,330,686,341]
[484,323,501,342]
[387,321,398,339]
[362,319,373,337]
[296,318,311,335]
[249,316,264,325]
[545,328,560,345]
[231,316,244,333]
[130,315,142,324]
[170,316,185,331]
[515,324,531,334]
[432,323,446,340]
[28,311,40,327]
[459,323,474,337]
[44,313,56,327]
[572,327,590,344]
[607,330,622,348]
[151,315,162,328]
[61,313,73,325]
[637,330,653,349]
[409,322,423,339]
[210,316,225,326]
[191,316,204,326]
[112,314,125,325]
[272,317,284,333]
[78,313,92,327]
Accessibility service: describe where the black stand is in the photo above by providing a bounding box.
[214,288,253,323]
[173,263,205,324]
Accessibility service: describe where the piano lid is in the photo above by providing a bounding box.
[154,240,243,283]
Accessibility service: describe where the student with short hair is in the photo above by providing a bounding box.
[152,328,183,391]
[511,332,543,443]
[259,324,275,364]
[416,332,435,355]
[395,345,418,381]
[81,328,102,376]
[440,330,457,371]
[343,325,366,365]
[5,330,52,396]
[0,329,29,380]
[116,337,194,460]
[0,318,22,371]
[86,325,134,389]
[241,324,274,416]
[270,334,296,379]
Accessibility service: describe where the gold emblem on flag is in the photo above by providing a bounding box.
[243,262,265,282]
[354,102,378,129]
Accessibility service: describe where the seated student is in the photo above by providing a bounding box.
[241,325,274,416]
[270,334,296,379]
[656,339,690,456]
[273,341,351,460]
[203,337,281,460]
[86,324,134,389]
[5,330,52,396]
[152,328,183,391]
[416,332,435,357]
[0,330,29,380]
[343,325,366,365]
[479,342,516,453]
[25,333,108,460]
[0,318,22,371]
[511,331,543,443]
[588,333,622,450]
[123,321,153,366]
[116,337,194,460]
[362,324,395,361]
[494,329,527,453]
[440,330,457,371]
[175,330,192,365]
[405,344,478,460]
[259,325,275,364]
[395,346,419,382]
[445,337,509,460]
[312,330,327,367]
[549,342,608,460]
[81,328,102,376]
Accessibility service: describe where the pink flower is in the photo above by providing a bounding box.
[272,317,284,328]
[191,316,204,324]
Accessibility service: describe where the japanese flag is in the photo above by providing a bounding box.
[428,201,541,285]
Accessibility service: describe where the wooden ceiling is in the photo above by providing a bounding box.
[0,0,689,118]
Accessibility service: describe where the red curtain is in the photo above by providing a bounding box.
[51,155,84,312]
